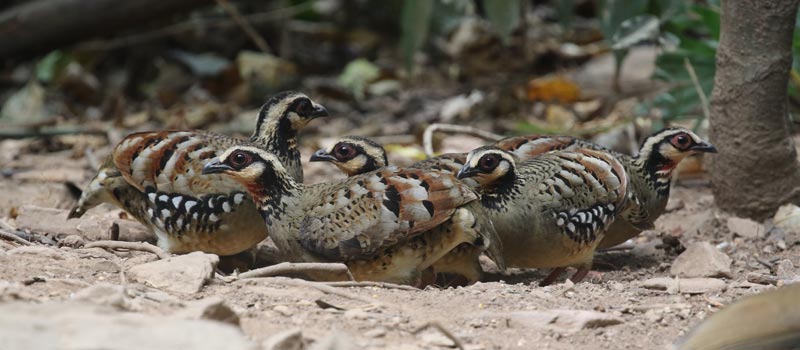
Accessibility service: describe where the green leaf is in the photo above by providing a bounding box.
[35,50,70,83]
[400,0,434,74]
[483,0,521,44]
[611,15,660,50]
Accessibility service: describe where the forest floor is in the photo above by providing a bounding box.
[1,138,798,350]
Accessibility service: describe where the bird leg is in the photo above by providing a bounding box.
[540,267,566,286]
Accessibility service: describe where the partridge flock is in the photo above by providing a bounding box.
[71,91,716,286]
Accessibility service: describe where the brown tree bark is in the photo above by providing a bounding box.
[0,0,212,59]
[709,0,800,219]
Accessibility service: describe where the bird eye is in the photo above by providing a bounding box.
[229,151,251,168]
[294,99,314,116]
[478,154,500,172]
[334,144,356,160]
[671,133,692,149]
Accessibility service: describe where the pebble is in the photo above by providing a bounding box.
[273,305,293,317]
[127,252,218,294]
[726,217,764,239]
[180,297,240,326]
[670,242,732,278]
[642,277,727,294]
[262,328,304,350]
[364,327,387,338]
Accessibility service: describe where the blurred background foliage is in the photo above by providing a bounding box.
[1,0,793,155]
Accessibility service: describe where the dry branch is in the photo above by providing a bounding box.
[0,0,212,58]
[324,281,419,291]
[84,240,170,260]
[0,229,32,246]
[422,123,504,157]
[238,262,355,281]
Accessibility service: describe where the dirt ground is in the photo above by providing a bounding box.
[0,141,798,350]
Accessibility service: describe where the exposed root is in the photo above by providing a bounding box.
[84,240,170,260]
[324,281,419,291]
[422,123,504,157]
[238,262,355,281]
[0,229,32,246]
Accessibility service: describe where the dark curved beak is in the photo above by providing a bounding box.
[311,104,329,118]
[456,166,478,180]
[202,158,234,175]
[309,149,336,162]
[690,141,717,153]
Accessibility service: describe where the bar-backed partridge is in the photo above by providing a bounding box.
[457,146,630,284]
[68,91,328,256]
[201,145,505,285]
[495,127,716,249]
[310,136,496,283]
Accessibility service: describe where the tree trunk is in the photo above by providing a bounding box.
[709,0,800,219]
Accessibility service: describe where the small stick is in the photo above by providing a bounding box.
[684,58,710,121]
[238,262,355,281]
[422,123,504,157]
[84,241,170,260]
[247,277,378,305]
[324,281,419,291]
[0,229,32,246]
[746,272,779,286]
[214,0,273,54]
[413,321,466,350]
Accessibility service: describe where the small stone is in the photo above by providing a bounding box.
[181,297,240,326]
[58,235,86,248]
[774,204,800,233]
[364,327,386,338]
[726,217,764,239]
[262,328,304,350]
[670,242,732,278]
[775,259,796,279]
[127,252,218,294]
[308,332,353,350]
[273,305,293,317]
[15,205,79,236]
[665,199,685,212]
[71,283,130,309]
[642,277,679,294]
[677,278,727,294]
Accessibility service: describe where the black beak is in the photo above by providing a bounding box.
[202,158,234,175]
[456,167,478,180]
[309,149,337,162]
[311,104,329,118]
[690,141,717,153]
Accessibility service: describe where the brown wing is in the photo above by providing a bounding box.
[299,167,477,260]
[112,131,244,195]
[410,153,467,175]
[521,148,630,245]
[495,135,585,161]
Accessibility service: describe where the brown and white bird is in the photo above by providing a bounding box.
[202,145,505,285]
[310,136,497,283]
[494,127,717,249]
[457,146,630,284]
[68,91,328,256]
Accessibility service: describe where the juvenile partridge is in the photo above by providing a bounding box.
[495,127,716,249]
[202,145,505,285]
[310,136,498,283]
[68,91,328,256]
[457,146,630,284]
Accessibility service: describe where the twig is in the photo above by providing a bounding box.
[0,229,32,246]
[324,281,420,291]
[213,0,272,54]
[746,272,779,286]
[238,262,355,281]
[422,123,504,157]
[684,58,710,121]
[755,257,775,270]
[413,321,466,350]
[84,240,170,260]
[244,277,378,305]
